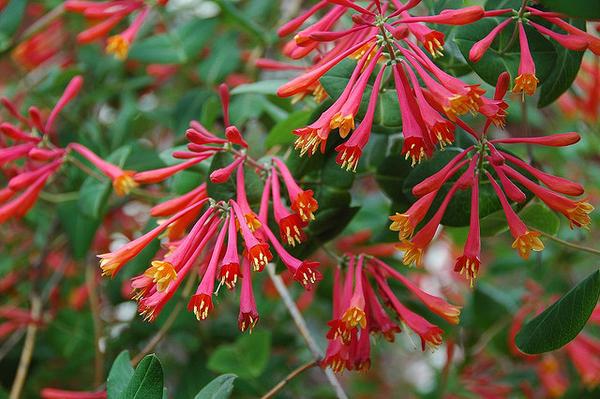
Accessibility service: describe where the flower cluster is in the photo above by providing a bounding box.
[64,0,168,60]
[389,74,593,284]
[322,254,460,373]
[275,1,511,170]
[508,281,600,396]
[96,85,323,329]
[469,5,600,97]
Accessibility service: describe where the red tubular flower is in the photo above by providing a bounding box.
[231,200,272,272]
[235,165,261,232]
[373,258,461,324]
[238,258,259,332]
[341,256,367,328]
[490,132,580,147]
[454,174,481,285]
[188,215,229,321]
[40,388,106,399]
[134,158,206,185]
[45,76,84,135]
[271,172,307,247]
[469,18,512,63]
[150,184,207,218]
[502,165,593,229]
[513,22,538,97]
[389,191,437,240]
[375,274,443,351]
[219,210,241,290]
[273,158,318,222]
[327,261,358,344]
[486,172,544,259]
[98,200,206,277]
[0,169,54,223]
[335,64,387,171]
[262,224,322,290]
[69,143,138,196]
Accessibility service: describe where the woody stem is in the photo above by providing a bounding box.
[86,257,105,387]
[260,360,318,399]
[535,230,600,256]
[265,264,349,399]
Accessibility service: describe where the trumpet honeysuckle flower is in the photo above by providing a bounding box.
[189,214,229,321]
[40,388,106,399]
[271,172,307,247]
[513,22,539,97]
[238,258,259,333]
[389,191,437,240]
[335,64,387,171]
[69,143,138,196]
[273,158,318,222]
[488,171,544,260]
[453,174,482,285]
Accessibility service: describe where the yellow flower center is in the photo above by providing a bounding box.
[144,261,177,292]
[113,172,138,196]
[512,230,544,259]
[513,73,539,97]
[106,35,130,61]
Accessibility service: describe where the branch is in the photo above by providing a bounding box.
[265,264,348,399]
[536,230,600,256]
[86,258,105,387]
[260,360,318,399]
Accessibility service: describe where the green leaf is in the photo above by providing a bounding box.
[193,374,237,399]
[120,354,164,399]
[207,331,271,380]
[107,351,135,399]
[516,270,600,354]
[455,17,556,87]
[172,89,213,134]
[265,110,312,149]
[0,0,27,52]
[519,203,560,235]
[538,19,586,108]
[129,19,216,64]
[539,0,600,19]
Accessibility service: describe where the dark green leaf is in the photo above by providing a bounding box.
[198,31,241,84]
[107,351,135,399]
[516,270,600,354]
[231,80,287,96]
[193,374,237,399]
[120,354,164,399]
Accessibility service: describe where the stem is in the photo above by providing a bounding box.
[260,360,318,399]
[265,264,348,399]
[67,156,107,182]
[9,297,42,399]
[521,99,534,163]
[130,273,196,366]
[535,230,600,256]
[86,259,105,387]
[500,1,527,53]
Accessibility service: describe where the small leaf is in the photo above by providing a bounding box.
[516,270,600,354]
[198,32,241,84]
[194,375,237,399]
[120,354,164,399]
[107,351,135,399]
